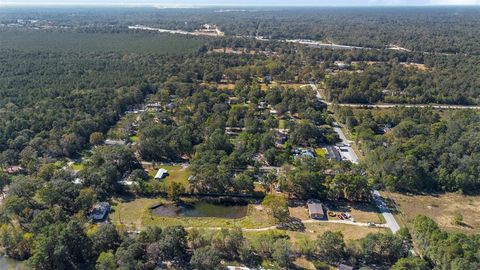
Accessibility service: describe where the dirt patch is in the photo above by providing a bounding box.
[400,62,429,71]
[289,206,310,220]
[385,192,480,233]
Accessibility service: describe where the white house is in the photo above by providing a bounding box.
[154,168,168,180]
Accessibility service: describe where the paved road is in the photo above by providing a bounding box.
[328,102,480,110]
[308,83,401,233]
[302,84,480,110]
[332,122,359,164]
[372,190,401,234]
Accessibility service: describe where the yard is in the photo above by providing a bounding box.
[110,196,275,230]
[384,192,480,233]
[314,148,326,158]
[145,164,191,190]
[289,201,384,223]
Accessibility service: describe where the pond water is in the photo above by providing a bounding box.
[0,256,28,270]
[152,202,248,219]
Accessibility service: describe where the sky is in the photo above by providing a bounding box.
[1,0,480,7]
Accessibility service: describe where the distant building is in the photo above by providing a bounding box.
[307,201,326,220]
[227,267,252,270]
[3,166,25,175]
[376,123,392,134]
[91,202,110,221]
[73,178,84,185]
[334,61,350,69]
[154,168,169,180]
[293,148,315,159]
[338,264,354,270]
[145,102,162,111]
[105,139,127,146]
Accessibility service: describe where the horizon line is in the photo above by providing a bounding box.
[1,3,480,8]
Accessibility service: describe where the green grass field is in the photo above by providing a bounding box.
[111,197,275,230]
[146,165,191,191]
[0,31,203,54]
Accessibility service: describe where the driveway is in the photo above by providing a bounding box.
[332,122,359,164]
[372,190,401,233]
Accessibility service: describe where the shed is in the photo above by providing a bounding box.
[105,139,126,146]
[307,201,326,220]
[154,168,169,180]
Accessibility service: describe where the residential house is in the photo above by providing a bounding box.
[91,202,110,222]
[307,201,326,220]
[155,168,169,180]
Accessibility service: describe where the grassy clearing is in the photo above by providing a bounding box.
[129,135,140,143]
[278,119,286,129]
[384,192,480,233]
[314,148,326,157]
[288,223,388,242]
[0,31,203,54]
[289,201,383,224]
[111,196,275,230]
[71,162,84,171]
[145,165,191,190]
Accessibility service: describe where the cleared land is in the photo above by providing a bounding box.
[111,196,275,230]
[145,164,191,190]
[0,31,203,54]
[385,192,480,233]
[289,201,384,224]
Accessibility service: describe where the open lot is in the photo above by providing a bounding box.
[384,192,480,233]
[145,164,191,191]
[289,222,387,241]
[111,196,275,230]
[289,201,384,224]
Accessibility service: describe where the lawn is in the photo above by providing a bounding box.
[384,192,480,233]
[314,148,326,157]
[289,201,384,223]
[145,165,191,191]
[286,223,388,247]
[71,162,84,171]
[278,119,286,129]
[130,135,140,143]
[111,196,275,230]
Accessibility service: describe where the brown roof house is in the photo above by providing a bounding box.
[307,200,326,220]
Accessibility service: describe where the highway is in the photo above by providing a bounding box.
[303,83,480,110]
[326,102,480,110]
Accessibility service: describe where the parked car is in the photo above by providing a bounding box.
[328,211,336,217]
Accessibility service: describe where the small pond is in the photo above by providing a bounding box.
[152,202,248,219]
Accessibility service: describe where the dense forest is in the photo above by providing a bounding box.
[335,107,480,193]
[3,7,480,54]
[0,7,479,270]
[324,55,480,105]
